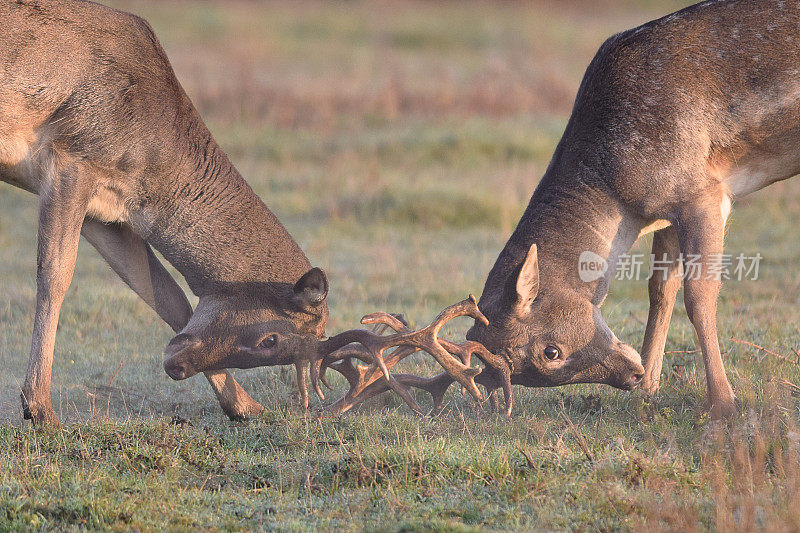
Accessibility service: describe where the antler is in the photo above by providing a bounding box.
[308,295,513,416]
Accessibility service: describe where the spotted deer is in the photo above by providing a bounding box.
[466,0,799,418]
[1,0,330,425]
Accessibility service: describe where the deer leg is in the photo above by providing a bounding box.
[21,159,91,425]
[674,198,736,419]
[81,219,263,420]
[81,220,192,330]
[640,226,682,394]
[203,370,264,420]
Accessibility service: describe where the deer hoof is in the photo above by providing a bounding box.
[20,394,59,426]
[221,398,265,421]
[708,394,738,420]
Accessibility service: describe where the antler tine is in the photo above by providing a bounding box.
[308,343,382,402]
[439,338,512,415]
[390,295,487,402]
[321,346,429,415]
[323,339,511,416]
[311,298,474,396]
[314,344,416,395]
[318,369,334,391]
[393,373,455,413]
[463,341,513,417]
[313,313,409,398]
[309,295,512,416]
[310,311,413,391]
[320,354,424,416]
[361,312,411,334]
[326,372,453,415]
[429,294,489,332]
[309,332,419,404]
[295,361,310,409]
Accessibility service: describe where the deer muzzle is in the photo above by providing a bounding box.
[163,335,202,380]
[606,343,645,390]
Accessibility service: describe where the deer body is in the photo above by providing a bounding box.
[468,0,799,417]
[1,0,329,424]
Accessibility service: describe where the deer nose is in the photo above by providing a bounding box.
[164,360,188,380]
[626,370,644,389]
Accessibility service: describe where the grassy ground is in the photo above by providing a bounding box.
[3,0,800,530]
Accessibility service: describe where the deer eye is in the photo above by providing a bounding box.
[258,334,278,350]
[544,345,560,360]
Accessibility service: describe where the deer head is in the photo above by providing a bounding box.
[466,244,644,391]
[190,294,514,414]
[162,267,329,382]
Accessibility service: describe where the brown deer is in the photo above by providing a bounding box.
[465,0,798,419]
[1,0,331,425]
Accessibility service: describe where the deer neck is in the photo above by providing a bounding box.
[485,163,641,309]
[142,132,311,299]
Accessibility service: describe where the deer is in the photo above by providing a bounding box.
[461,0,800,419]
[1,0,332,425]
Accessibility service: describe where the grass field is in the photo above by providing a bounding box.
[3,0,800,530]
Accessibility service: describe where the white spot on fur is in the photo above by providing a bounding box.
[87,186,130,223]
[720,195,732,222]
[726,160,791,198]
[0,133,32,167]
[638,219,671,239]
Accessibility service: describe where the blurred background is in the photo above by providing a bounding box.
[3,0,799,422]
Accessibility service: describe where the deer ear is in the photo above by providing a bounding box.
[293,267,329,310]
[504,243,539,318]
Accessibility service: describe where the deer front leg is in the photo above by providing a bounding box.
[81,220,264,420]
[203,370,264,420]
[21,160,91,425]
[640,226,682,394]
[674,199,736,419]
[81,220,192,331]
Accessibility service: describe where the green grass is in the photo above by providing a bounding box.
[4,0,800,530]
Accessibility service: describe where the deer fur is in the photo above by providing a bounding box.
[468,0,799,418]
[0,0,329,424]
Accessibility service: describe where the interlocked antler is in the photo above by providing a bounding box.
[309,295,513,416]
